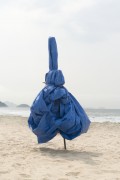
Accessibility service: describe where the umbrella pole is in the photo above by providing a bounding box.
[63,138,67,150]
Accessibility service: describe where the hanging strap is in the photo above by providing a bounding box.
[48,37,58,71]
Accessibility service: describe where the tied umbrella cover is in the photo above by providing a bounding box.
[28,37,91,143]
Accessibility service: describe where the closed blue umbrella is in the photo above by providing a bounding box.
[28,37,91,149]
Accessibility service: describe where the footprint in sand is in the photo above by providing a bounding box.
[20,173,30,178]
[2,153,9,156]
[66,171,80,176]
[0,170,8,174]
[13,162,22,167]
[103,170,120,173]
[68,165,72,168]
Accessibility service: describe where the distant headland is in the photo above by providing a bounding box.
[0,101,8,107]
[0,101,30,108]
[17,104,30,108]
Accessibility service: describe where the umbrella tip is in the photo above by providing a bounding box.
[48,36,56,41]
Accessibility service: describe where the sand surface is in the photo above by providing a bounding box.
[0,116,120,180]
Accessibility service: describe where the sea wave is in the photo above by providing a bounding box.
[0,107,120,123]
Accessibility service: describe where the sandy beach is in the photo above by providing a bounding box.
[0,116,120,180]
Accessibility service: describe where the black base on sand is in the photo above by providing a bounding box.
[63,138,67,150]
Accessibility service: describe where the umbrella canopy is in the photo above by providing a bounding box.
[28,37,91,144]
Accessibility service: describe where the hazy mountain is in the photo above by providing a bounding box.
[5,101,17,107]
[0,101,8,107]
[17,104,30,108]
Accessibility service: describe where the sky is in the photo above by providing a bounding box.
[0,0,120,108]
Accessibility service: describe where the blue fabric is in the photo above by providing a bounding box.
[28,37,91,143]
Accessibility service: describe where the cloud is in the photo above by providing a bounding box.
[1,0,120,43]
[0,84,10,100]
[0,0,120,107]
[62,0,120,42]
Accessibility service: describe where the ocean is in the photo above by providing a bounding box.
[0,107,120,123]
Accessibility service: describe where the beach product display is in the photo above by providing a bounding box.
[28,37,91,149]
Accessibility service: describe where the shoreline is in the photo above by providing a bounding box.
[0,115,120,124]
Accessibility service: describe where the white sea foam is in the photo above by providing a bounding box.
[90,116,120,123]
[0,107,30,117]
